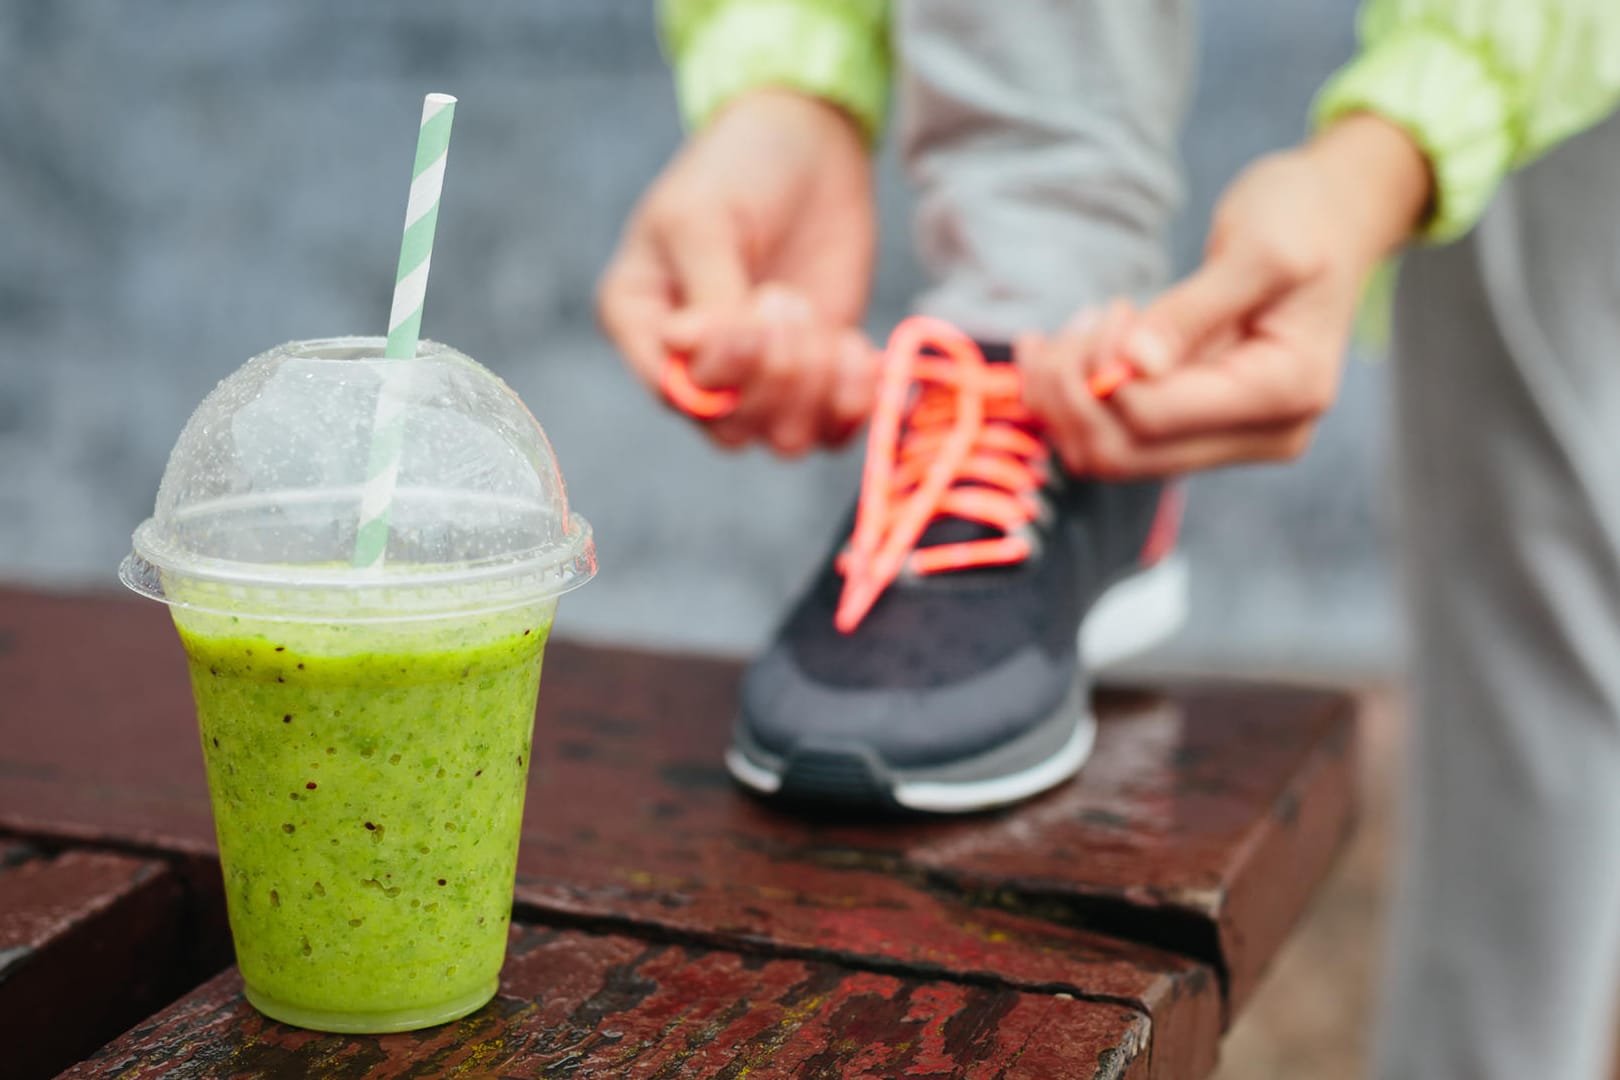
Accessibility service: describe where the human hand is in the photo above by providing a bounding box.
[596,89,879,453]
[662,283,880,452]
[1017,114,1432,477]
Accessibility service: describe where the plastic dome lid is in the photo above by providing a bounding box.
[121,337,595,622]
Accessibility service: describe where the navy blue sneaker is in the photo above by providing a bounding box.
[726,318,1187,813]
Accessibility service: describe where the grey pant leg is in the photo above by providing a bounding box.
[896,0,1194,340]
[1381,109,1620,1080]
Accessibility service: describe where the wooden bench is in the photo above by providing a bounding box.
[0,586,1356,1078]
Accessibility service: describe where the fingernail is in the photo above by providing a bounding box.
[755,284,812,324]
[1062,308,1102,337]
[664,308,705,348]
[1125,326,1174,376]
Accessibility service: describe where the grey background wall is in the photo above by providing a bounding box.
[0,0,1400,675]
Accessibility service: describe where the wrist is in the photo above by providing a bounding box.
[718,87,869,150]
[1306,112,1434,261]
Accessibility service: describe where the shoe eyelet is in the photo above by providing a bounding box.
[1015,524,1044,561]
[1024,491,1056,527]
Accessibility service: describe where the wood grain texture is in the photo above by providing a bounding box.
[517,642,1355,1020]
[1,586,1356,1076]
[0,847,225,1080]
[63,925,1151,1080]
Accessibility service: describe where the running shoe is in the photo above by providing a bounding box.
[726,317,1187,813]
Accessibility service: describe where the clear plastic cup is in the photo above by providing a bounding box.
[120,337,594,1033]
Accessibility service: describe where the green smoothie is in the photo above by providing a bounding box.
[175,609,550,1032]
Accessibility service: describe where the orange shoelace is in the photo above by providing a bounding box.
[660,318,1138,634]
[662,339,1133,421]
[835,317,1051,633]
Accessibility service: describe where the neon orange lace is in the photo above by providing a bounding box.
[659,320,1138,634]
[835,317,1051,633]
[662,330,1134,419]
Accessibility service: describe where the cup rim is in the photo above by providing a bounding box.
[120,511,596,622]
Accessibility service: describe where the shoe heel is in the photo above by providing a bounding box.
[1081,554,1189,670]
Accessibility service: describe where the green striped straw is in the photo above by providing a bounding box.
[353,92,457,569]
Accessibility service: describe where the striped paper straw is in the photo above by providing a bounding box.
[353,92,457,569]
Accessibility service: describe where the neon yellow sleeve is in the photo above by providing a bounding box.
[1315,0,1620,241]
[657,0,892,143]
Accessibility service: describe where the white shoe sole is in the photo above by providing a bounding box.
[890,708,1098,812]
[1082,554,1190,670]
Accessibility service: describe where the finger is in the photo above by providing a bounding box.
[780,322,842,451]
[663,213,751,310]
[1012,330,1048,378]
[1089,300,1135,375]
[754,281,816,324]
[684,281,811,392]
[735,286,823,451]
[662,306,711,353]
[683,316,764,393]
[1024,320,1129,477]
[664,286,823,424]
[1014,330,1055,421]
[701,288,811,447]
[1023,318,1319,479]
[660,354,739,421]
[1125,247,1300,377]
[825,330,878,445]
[1017,329,1078,447]
[698,330,767,446]
[1110,334,1340,441]
[1074,300,1139,398]
[597,240,674,390]
[1083,418,1317,479]
[1017,332,1084,474]
[647,201,755,404]
[1051,315,1140,478]
[762,321,828,457]
[702,421,753,451]
[691,283,813,444]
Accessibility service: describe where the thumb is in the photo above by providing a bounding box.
[664,213,751,310]
[1125,244,1290,377]
[655,215,754,397]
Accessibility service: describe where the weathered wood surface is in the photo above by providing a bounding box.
[522,648,1355,1016]
[0,585,1357,1077]
[61,924,1152,1080]
[0,844,227,1080]
[0,586,216,854]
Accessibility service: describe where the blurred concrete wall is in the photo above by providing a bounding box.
[0,0,1400,675]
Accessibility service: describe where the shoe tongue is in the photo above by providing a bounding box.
[916,513,1002,548]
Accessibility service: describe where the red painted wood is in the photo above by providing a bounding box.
[519,642,1355,1018]
[0,847,224,1080]
[62,925,1151,1079]
[893,686,1358,1010]
[1,585,1355,1076]
[518,676,1225,1076]
[0,587,213,855]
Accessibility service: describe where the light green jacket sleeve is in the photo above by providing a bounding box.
[657,0,892,143]
[1315,0,1620,242]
